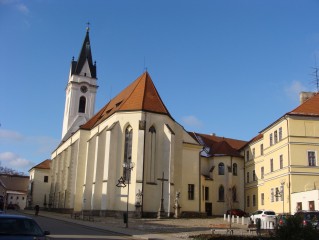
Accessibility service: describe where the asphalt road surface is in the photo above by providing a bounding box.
[9,211,132,240]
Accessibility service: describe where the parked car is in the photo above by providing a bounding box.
[226,209,248,217]
[277,214,293,226]
[250,210,276,224]
[294,210,319,229]
[0,214,50,239]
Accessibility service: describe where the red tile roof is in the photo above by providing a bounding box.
[81,72,172,130]
[288,92,319,116]
[189,132,247,157]
[30,159,51,171]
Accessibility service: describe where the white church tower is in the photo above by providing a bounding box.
[62,26,98,140]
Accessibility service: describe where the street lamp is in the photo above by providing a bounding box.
[122,161,134,228]
[274,180,285,214]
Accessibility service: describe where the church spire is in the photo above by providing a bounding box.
[70,25,97,78]
[62,26,98,140]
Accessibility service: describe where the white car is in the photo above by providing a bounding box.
[250,210,276,224]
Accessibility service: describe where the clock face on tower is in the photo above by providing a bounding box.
[80,86,88,93]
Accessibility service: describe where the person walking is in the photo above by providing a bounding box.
[34,205,39,216]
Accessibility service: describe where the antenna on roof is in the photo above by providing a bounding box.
[310,55,319,93]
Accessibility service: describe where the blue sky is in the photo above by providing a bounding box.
[1,0,319,174]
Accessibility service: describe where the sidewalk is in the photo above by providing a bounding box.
[21,210,250,240]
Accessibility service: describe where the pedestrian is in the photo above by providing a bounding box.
[34,205,39,216]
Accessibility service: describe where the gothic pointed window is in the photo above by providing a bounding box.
[232,186,237,202]
[218,185,224,201]
[218,163,225,175]
[148,126,156,182]
[123,126,133,181]
[79,96,86,113]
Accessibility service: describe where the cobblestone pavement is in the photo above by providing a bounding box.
[19,210,253,240]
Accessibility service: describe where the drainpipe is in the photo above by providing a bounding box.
[285,116,291,213]
[141,112,146,216]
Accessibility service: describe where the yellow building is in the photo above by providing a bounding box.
[243,92,319,215]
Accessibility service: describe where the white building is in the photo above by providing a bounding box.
[28,159,51,208]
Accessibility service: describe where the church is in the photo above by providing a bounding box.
[49,28,246,217]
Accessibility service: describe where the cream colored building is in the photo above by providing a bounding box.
[243,92,319,215]
[28,159,51,208]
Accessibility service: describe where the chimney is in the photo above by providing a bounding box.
[299,92,315,104]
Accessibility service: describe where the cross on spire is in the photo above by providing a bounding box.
[86,22,90,32]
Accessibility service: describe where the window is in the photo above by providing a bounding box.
[253,170,256,181]
[246,150,249,161]
[279,155,283,169]
[123,126,133,181]
[270,158,274,172]
[188,184,195,200]
[274,130,278,144]
[246,172,250,183]
[261,193,264,205]
[205,187,209,201]
[252,148,255,158]
[270,133,273,146]
[261,167,264,179]
[308,151,316,166]
[271,188,274,202]
[260,144,264,155]
[78,96,86,113]
[218,163,225,175]
[218,185,224,201]
[279,127,282,141]
[232,186,237,202]
[232,163,237,176]
[148,126,156,182]
[247,196,250,207]
[275,187,279,202]
[44,176,48,183]
[16,196,19,200]
[253,195,256,206]
[280,185,284,201]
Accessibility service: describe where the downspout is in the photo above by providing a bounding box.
[141,112,146,216]
[198,147,204,216]
[199,149,202,215]
[285,116,291,213]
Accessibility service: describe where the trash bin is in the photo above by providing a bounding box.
[123,212,128,224]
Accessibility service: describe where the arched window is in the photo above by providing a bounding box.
[123,126,133,181]
[218,185,224,201]
[233,163,238,176]
[148,126,156,182]
[218,163,225,175]
[232,186,237,202]
[78,96,86,113]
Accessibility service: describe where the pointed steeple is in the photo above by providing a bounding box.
[71,27,97,78]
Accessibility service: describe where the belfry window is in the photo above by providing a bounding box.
[79,96,86,113]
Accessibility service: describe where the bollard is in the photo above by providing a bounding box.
[123,212,128,224]
[224,214,226,220]
[237,216,239,223]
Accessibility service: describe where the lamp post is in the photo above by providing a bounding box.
[274,180,285,214]
[122,161,134,228]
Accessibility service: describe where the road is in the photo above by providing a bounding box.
[9,211,132,240]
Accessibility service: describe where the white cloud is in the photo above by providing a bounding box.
[0,129,24,142]
[0,152,34,170]
[16,3,29,15]
[181,115,203,129]
[0,0,30,15]
[284,80,308,100]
